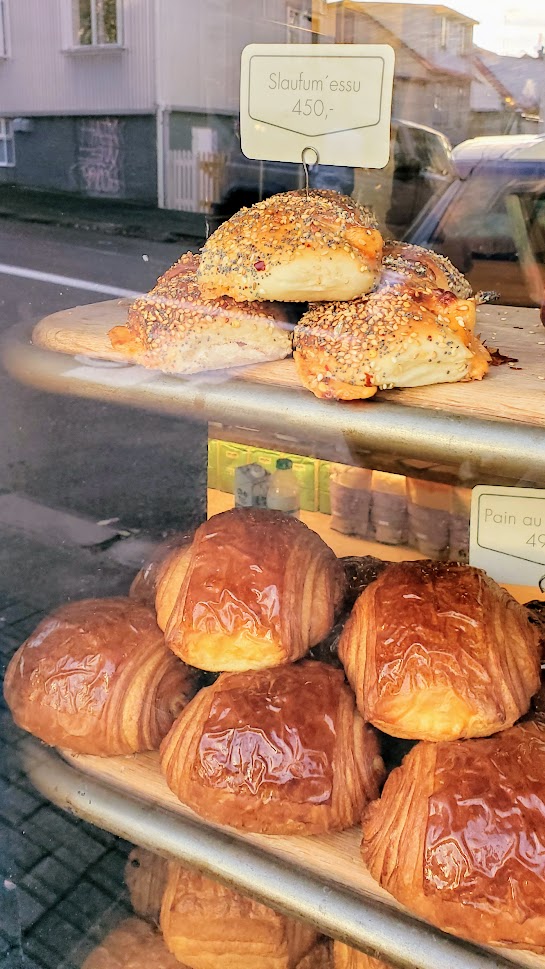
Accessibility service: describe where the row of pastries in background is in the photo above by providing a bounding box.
[108,189,492,400]
[85,846,387,969]
[4,506,545,954]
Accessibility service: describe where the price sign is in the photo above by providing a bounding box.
[240,44,395,168]
[470,485,545,594]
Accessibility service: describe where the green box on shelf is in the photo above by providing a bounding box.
[216,442,251,494]
[207,439,219,490]
[250,448,318,512]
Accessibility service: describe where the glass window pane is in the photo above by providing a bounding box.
[6,136,14,165]
[74,0,92,45]
[0,139,7,166]
[96,0,118,44]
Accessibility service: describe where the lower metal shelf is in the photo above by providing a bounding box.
[23,737,523,969]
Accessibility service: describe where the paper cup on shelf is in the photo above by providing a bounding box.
[330,467,372,537]
[407,478,452,560]
[370,471,408,546]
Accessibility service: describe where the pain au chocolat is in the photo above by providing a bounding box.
[125,847,168,924]
[3,597,198,755]
[338,561,541,742]
[333,943,391,969]
[155,508,346,672]
[160,863,317,969]
[82,918,184,969]
[197,190,383,303]
[108,252,293,374]
[293,285,489,401]
[160,661,384,835]
[362,718,545,952]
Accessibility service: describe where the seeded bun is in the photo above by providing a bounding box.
[109,252,293,374]
[293,285,490,401]
[196,190,383,303]
[380,241,473,298]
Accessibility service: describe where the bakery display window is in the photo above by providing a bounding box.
[1,3,545,969]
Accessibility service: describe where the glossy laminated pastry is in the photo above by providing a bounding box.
[160,660,385,835]
[333,942,391,969]
[197,190,383,303]
[293,285,489,401]
[379,241,473,298]
[161,863,317,968]
[108,251,293,373]
[362,717,545,952]
[296,940,333,969]
[129,530,194,610]
[156,508,346,672]
[3,597,198,755]
[338,561,541,741]
[82,917,184,969]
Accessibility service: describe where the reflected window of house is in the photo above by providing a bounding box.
[72,0,120,47]
[0,118,15,166]
[440,15,449,49]
[0,0,9,57]
[286,6,312,43]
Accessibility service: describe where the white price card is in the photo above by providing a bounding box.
[240,44,395,168]
[470,485,545,593]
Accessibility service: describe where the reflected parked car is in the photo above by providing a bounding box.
[406,134,545,307]
[212,118,454,239]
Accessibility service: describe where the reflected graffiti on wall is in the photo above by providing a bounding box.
[77,119,124,196]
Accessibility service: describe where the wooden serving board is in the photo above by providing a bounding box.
[32,301,545,429]
[61,747,545,969]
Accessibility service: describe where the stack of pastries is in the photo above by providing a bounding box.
[108,188,490,400]
[4,504,545,957]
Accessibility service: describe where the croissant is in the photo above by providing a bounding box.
[379,241,473,298]
[296,940,333,969]
[125,847,169,924]
[161,863,317,968]
[338,560,541,741]
[160,660,384,835]
[333,942,391,969]
[156,508,346,672]
[362,718,545,952]
[293,285,489,401]
[108,252,293,374]
[129,531,194,610]
[82,917,184,969]
[196,190,383,303]
[3,597,198,755]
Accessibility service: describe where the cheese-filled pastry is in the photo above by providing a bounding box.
[156,508,346,672]
[3,597,198,755]
[109,252,293,373]
[82,918,184,969]
[362,718,545,952]
[160,661,385,835]
[161,863,317,968]
[338,560,541,742]
[197,190,383,303]
[294,285,489,401]
[379,241,473,298]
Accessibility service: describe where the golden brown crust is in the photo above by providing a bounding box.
[379,242,473,298]
[293,285,489,401]
[3,597,199,755]
[156,508,346,672]
[338,561,541,741]
[124,848,169,923]
[160,661,384,835]
[333,941,391,969]
[82,918,184,969]
[362,719,545,952]
[161,863,317,968]
[296,940,333,969]
[108,251,292,373]
[197,191,383,303]
[129,531,194,610]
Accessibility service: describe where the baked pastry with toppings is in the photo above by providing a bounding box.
[160,863,317,968]
[338,560,541,741]
[82,918,183,969]
[379,241,473,298]
[362,718,545,952]
[108,252,293,373]
[3,597,198,755]
[197,190,383,303]
[160,660,385,835]
[293,285,490,401]
[156,508,346,672]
